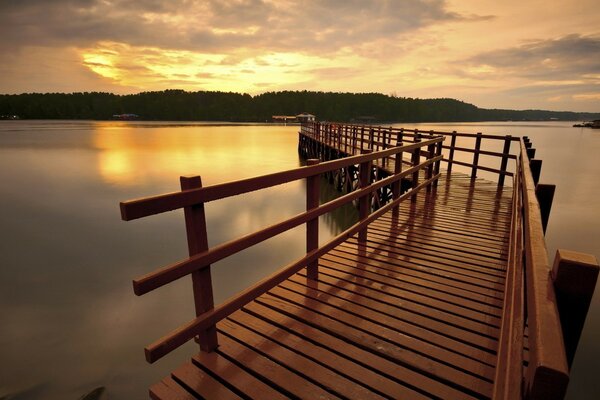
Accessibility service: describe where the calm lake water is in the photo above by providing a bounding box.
[0,120,598,399]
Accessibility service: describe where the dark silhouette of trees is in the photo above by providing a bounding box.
[1,90,598,122]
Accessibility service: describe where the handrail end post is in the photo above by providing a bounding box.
[552,249,599,368]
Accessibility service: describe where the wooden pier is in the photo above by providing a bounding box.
[120,122,598,399]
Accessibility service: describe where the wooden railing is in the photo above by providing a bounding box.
[301,122,598,399]
[492,138,600,400]
[300,121,520,186]
[120,135,444,363]
[491,138,571,399]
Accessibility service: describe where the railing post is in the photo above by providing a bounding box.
[411,133,421,202]
[426,141,435,193]
[536,183,555,234]
[433,140,443,189]
[360,127,365,152]
[369,128,375,151]
[447,131,457,175]
[306,159,320,280]
[358,149,372,243]
[180,176,218,352]
[397,128,404,147]
[552,249,599,368]
[343,125,348,154]
[392,148,403,219]
[498,135,512,187]
[471,132,482,179]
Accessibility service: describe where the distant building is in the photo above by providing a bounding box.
[272,115,297,123]
[296,113,316,122]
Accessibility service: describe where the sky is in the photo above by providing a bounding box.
[0,0,599,112]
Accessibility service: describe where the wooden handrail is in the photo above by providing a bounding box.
[132,154,442,296]
[121,136,443,363]
[493,139,569,399]
[519,140,569,399]
[120,137,441,221]
[143,172,441,363]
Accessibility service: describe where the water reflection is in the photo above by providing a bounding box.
[0,121,598,400]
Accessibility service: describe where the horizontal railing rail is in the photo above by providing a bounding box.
[120,135,444,363]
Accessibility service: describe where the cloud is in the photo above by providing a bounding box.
[464,34,600,80]
[0,0,479,54]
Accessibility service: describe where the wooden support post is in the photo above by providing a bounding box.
[395,128,404,176]
[527,147,536,160]
[343,126,348,154]
[360,127,365,152]
[411,134,421,202]
[536,183,555,234]
[530,159,542,185]
[180,176,218,352]
[552,250,599,368]
[369,128,375,151]
[392,149,403,219]
[306,159,320,280]
[471,132,482,179]
[433,140,443,189]
[358,149,372,243]
[397,128,404,147]
[447,131,457,175]
[498,135,512,187]
[426,142,435,192]
[382,128,388,167]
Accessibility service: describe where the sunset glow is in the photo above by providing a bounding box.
[0,0,599,111]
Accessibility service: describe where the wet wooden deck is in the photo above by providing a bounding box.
[150,172,512,400]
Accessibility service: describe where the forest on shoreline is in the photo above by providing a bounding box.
[1,90,598,122]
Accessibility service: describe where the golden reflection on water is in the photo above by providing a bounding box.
[92,123,300,186]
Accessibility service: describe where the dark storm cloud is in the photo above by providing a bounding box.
[467,34,600,79]
[0,0,481,53]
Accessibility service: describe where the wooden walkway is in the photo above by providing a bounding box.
[120,122,597,400]
[150,173,511,400]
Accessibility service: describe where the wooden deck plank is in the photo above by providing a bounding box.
[215,333,342,399]
[149,377,196,400]
[192,349,289,400]
[257,291,494,397]
[171,362,242,400]
[219,317,386,400]
[153,171,510,400]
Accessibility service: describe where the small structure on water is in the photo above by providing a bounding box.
[272,115,297,123]
[296,113,316,123]
[112,113,140,120]
[272,113,316,123]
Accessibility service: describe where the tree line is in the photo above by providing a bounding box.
[1,90,598,122]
